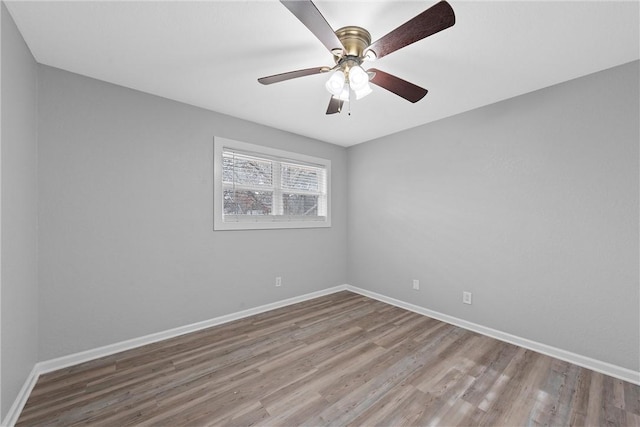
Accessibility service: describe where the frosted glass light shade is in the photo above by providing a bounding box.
[325,70,345,96]
[334,85,350,101]
[354,84,372,100]
[348,66,369,91]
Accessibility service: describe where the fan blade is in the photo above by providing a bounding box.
[368,68,428,103]
[258,67,328,85]
[280,0,344,53]
[367,1,455,60]
[326,97,343,114]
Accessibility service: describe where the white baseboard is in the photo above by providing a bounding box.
[4,283,638,426]
[344,284,640,386]
[1,365,38,427]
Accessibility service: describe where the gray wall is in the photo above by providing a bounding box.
[1,2,39,419]
[37,65,348,360]
[347,61,639,371]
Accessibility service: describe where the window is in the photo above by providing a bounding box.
[214,137,331,230]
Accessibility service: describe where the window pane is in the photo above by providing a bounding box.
[223,152,273,187]
[224,189,273,215]
[283,193,319,216]
[215,138,331,230]
[281,163,321,192]
[222,156,234,182]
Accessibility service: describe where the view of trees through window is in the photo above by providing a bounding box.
[222,150,325,218]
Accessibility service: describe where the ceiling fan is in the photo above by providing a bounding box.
[258,0,456,115]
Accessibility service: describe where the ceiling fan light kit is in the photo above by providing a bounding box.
[258,0,456,115]
[325,64,373,102]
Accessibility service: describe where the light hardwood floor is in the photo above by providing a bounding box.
[17,291,640,426]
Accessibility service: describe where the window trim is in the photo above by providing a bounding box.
[214,137,331,230]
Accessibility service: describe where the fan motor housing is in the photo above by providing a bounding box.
[335,26,371,58]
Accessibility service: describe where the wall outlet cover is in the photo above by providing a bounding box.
[463,291,472,304]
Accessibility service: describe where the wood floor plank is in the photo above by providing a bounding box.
[567,368,593,426]
[415,369,477,426]
[625,379,640,415]
[344,382,419,426]
[16,291,639,426]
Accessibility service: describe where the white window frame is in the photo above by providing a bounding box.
[214,137,331,230]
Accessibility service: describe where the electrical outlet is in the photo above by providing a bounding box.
[463,291,472,304]
[412,279,420,290]
[275,276,282,287]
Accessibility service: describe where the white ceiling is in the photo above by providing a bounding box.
[6,1,639,147]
